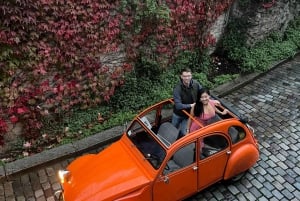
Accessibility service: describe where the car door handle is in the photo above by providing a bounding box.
[162,175,169,184]
[192,166,198,171]
[227,151,231,155]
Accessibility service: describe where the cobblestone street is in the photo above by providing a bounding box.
[187,56,300,201]
[0,54,300,201]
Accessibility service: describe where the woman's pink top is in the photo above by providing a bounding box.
[190,100,217,132]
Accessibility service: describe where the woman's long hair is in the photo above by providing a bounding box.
[194,88,210,117]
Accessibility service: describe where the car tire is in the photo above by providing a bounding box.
[226,170,247,183]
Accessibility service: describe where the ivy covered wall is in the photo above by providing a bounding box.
[0,0,299,151]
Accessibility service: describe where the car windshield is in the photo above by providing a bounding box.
[127,120,166,169]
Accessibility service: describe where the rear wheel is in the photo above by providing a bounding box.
[225,171,247,184]
[231,171,246,182]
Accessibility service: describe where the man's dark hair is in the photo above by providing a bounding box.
[180,67,192,75]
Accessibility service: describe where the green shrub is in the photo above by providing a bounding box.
[192,73,213,88]
[284,17,300,48]
[240,33,298,72]
[221,18,248,64]
[109,50,212,113]
[109,72,163,112]
[213,74,239,86]
[135,57,162,79]
[221,16,300,73]
[171,50,212,75]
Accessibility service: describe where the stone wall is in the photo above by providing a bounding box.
[208,10,231,54]
[229,0,300,46]
[99,46,127,71]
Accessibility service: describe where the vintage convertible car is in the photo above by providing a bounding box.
[56,97,259,201]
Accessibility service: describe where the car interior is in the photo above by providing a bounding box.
[201,134,228,158]
[163,143,196,174]
[128,100,246,170]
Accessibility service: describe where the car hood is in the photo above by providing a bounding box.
[63,141,151,201]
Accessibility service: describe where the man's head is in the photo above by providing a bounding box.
[180,68,192,87]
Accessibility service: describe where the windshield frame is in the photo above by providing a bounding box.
[126,120,167,170]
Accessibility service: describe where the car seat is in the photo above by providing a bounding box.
[165,143,195,174]
[157,122,180,146]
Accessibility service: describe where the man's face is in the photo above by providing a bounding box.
[180,71,192,86]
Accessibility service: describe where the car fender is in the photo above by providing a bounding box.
[224,144,259,180]
[115,185,152,201]
[67,154,96,171]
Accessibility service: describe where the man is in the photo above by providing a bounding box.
[172,68,202,136]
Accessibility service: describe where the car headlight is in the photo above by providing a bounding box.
[55,190,64,201]
[58,170,71,184]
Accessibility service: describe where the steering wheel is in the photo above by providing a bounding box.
[147,153,159,160]
[146,153,161,167]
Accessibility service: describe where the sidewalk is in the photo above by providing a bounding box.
[0,53,298,181]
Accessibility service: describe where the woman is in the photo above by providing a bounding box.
[187,88,228,133]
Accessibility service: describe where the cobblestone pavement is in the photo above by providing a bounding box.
[186,57,300,200]
[0,55,299,201]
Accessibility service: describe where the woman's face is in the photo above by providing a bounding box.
[200,92,210,104]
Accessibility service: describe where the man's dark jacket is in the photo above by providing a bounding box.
[173,79,202,117]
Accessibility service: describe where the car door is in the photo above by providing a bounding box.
[198,133,230,190]
[153,142,197,201]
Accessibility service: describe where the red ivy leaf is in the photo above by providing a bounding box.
[10,115,19,123]
[0,119,8,134]
[17,107,29,114]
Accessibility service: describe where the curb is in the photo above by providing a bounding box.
[1,52,299,180]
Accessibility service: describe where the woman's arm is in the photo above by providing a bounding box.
[186,105,195,133]
[211,100,228,115]
[215,107,228,115]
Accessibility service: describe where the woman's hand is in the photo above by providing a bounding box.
[212,99,221,106]
[222,109,229,115]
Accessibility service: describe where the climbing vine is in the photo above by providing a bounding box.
[0,0,234,144]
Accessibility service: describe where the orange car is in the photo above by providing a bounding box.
[56,98,259,201]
